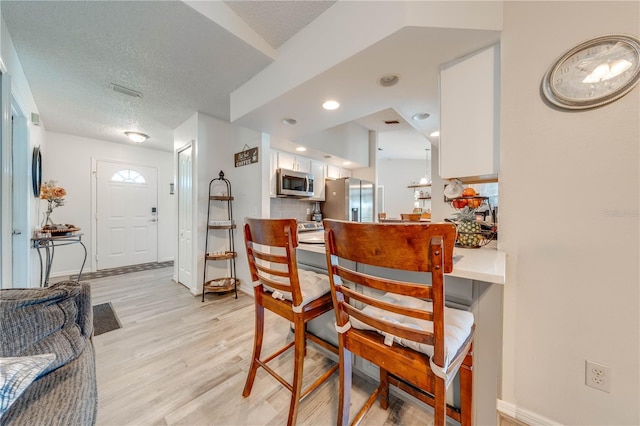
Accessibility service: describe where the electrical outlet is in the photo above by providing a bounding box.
[585,360,611,393]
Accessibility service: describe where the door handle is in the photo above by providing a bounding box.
[149,219,157,222]
[12,230,22,235]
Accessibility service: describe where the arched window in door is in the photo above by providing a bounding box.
[110,169,146,183]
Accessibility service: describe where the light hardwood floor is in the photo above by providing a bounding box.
[86,267,435,425]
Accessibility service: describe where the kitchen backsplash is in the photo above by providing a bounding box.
[270,198,314,222]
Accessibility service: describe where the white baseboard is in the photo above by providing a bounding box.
[497,400,561,426]
[49,269,81,278]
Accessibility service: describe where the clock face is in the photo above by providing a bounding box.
[542,35,640,109]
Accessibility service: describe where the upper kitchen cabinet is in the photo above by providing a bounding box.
[310,160,326,201]
[439,44,500,180]
[276,151,311,173]
[327,165,351,179]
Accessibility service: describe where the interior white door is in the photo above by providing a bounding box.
[177,146,193,289]
[97,161,158,269]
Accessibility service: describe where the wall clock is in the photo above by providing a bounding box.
[542,34,640,110]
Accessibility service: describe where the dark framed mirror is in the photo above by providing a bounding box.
[32,146,42,197]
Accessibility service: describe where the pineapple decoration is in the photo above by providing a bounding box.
[455,206,483,248]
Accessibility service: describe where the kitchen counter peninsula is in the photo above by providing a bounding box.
[297,241,506,285]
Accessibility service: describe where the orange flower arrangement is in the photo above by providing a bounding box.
[40,180,66,226]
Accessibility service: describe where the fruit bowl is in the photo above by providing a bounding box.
[455,228,496,248]
[447,196,488,210]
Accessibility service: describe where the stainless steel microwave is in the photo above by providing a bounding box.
[276,168,314,198]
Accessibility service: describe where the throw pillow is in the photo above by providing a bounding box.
[0,353,55,417]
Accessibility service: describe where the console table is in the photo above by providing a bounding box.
[31,233,87,287]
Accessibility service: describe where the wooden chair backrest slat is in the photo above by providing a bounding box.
[334,265,433,299]
[340,285,435,323]
[244,218,302,306]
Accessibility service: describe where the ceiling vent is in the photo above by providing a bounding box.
[109,83,143,99]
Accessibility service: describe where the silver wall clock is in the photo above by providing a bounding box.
[542,34,640,110]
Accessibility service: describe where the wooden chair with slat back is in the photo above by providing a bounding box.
[323,219,474,426]
[242,218,339,426]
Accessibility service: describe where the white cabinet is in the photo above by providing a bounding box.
[327,165,351,179]
[310,160,326,201]
[277,151,310,173]
[269,150,278,197]
[439,44,499,179]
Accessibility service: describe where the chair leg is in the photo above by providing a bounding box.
[434,377,446,426]
[337,337,352,426]
[379,368,389,410]
[242,301,264,397]
[287,315,306,426]
[459,355,473,426]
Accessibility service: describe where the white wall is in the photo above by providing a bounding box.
[1,17,47,287]
[45,132,175,277]
[189,112,264,297]
[500,2,639,424]
[377,158,426,218]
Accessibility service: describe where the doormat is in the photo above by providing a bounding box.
[70,261,173,281]
[93,302,122,336]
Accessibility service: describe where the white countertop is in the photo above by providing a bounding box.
[297,241,506,285]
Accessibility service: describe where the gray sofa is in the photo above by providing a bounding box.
[0,281,97,425]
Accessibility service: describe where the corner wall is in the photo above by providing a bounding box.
[500,2,639,424]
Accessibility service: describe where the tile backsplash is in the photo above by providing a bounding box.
[270,198,314,222]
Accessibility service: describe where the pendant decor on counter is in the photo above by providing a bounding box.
[234,144,259,167]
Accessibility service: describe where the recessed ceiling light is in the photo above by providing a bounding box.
[125,131,149,143]
[322,100,340,110]
[295,147,307,152]
[429,131,440,137]
[412,112,430,121]
[282,117,297,125]
[379,74,400,87]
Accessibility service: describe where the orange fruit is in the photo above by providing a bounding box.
[462,187,476,197]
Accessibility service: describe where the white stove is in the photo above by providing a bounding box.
[297,222,325,244]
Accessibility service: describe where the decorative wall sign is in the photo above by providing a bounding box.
[234,145,259,167]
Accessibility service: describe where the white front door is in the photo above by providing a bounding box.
[96,161,158,270]
[177,146,193,289]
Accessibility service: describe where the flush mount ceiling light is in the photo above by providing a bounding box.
[429,131,440,137]
[295,147,307,152]
[282,117,297,125]
[125,131,149,143]
[322,100,340,110]
[379,74,400,87]
[412,112,430,121]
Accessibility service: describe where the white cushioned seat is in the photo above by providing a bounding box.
[263,269,331,309]
[350,292,474,382]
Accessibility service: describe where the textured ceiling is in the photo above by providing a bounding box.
[0,1,296,151]
[1,1,498,160]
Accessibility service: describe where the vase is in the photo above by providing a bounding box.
[41,211,55,229]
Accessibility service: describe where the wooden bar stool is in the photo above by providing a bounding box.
[323,219,474,426]
[242,218,338,426]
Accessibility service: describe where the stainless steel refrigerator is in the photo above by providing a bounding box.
[323,177,374,222]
